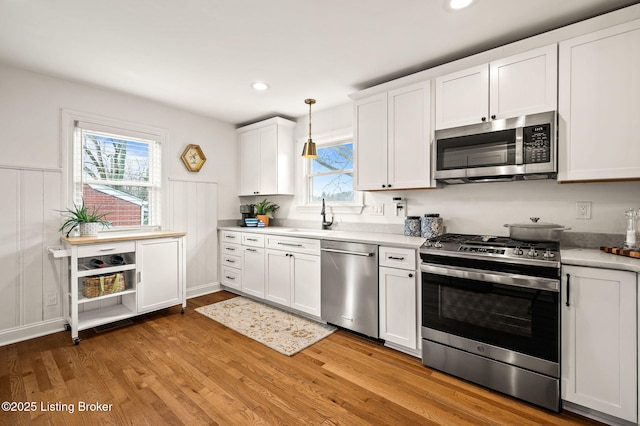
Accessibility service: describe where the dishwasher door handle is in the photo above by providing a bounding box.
[321,248,373,257]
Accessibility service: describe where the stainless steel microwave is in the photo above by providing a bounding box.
[434,111,557,184]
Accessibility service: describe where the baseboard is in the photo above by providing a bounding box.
[0,318,67,347]
[562,400,635,426]
[186,282,222,299]
[384,341,421,358]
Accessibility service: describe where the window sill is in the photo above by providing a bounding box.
[295,204,364,215]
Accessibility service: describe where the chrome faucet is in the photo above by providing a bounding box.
[321,198,333,230]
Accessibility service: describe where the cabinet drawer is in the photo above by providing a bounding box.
[265,235,320,255]
[222,253,242,270]
[221,231,242,243]
[221,243,242,256]
[242,233,265,247]
[379,246,416,270]
[77,241,136,258]
[221,266,242,289]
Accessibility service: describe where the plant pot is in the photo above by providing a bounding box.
[256,214,270,227]
[79,222,100,237]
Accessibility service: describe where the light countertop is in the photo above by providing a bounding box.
[218,226,426,249]
[63,230,186,245]
[561,247,640,273]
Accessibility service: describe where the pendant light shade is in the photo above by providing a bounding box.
[301,98,318,158]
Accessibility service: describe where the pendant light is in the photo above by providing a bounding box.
[301,98,318,158]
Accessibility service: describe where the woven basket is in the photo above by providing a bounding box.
[82,273,125,298]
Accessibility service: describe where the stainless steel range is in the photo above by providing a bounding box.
[420,234,561,412]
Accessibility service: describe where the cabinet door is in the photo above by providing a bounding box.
[558,20,640,181]
[137,237,184,313]
[258,124,278,195]
[379,266,417,349]
[490,44,557,119]
[265,249,291,306]
[435,64,489,129]
[387,81,433,189]
[290,253,321,317]
[354,93,388,190]
[239,130,260,196]
[242,247,265,298]
[561,266,637,422]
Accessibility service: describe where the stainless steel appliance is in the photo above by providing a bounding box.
[321,240,379,338]
[434,111,556,184]
[420,234,561,411]
[239,204,255,226]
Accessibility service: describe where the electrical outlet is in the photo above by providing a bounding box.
[46,292,57,306]
[367,204,384,216]
[576,201,592,220]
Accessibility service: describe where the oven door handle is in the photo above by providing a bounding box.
[420,263,559,292]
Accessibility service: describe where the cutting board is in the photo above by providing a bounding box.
[600,246,640,258]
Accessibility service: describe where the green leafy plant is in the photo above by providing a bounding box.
[254,199,280,217]
[58,199,111,237]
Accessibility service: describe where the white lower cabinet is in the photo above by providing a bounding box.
[379,246,417,351]
[561,265,637,423]
[265,236,321,317]
[242,246,265,298]
[137,237,185,314]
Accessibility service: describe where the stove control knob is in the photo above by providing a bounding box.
[543,249,555,259]
[528,248,538,257]
[424,241,432,248]
[434,241,443,249]
[512,246,524,256]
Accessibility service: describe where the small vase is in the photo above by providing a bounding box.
[256,215,270,227]
[79,222,100,236]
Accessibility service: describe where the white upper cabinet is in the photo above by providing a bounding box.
[354,80,434,191]
[237,117,296,196]
[558,19,640,182]
[435,44,558,129]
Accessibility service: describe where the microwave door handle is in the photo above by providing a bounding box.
[515,126,523,165]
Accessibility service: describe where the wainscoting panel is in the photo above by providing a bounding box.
[167,179,218,298]
[0,167,63,334]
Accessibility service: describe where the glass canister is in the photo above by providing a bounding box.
[404,216,421,237]
[624,208,639,249]
[421,214,443,239]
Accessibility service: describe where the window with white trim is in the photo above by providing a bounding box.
[73,119,162,230]
[305,138,355,204]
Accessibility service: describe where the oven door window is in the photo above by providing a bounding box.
[422,272,558,363]
[436,129,516,171]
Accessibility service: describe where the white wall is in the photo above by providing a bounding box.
[0,62,239,343]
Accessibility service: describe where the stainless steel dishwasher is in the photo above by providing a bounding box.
[320,240,379,338]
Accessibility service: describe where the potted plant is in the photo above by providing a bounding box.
[58,199,111,237]
[254,199,280,227]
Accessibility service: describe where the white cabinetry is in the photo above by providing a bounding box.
[561,265,637,423]
[353,80,434,191]
[435,44,557,129]
[265,235,321,317]
[379,246,417,351]
[237,117,296,196]
[241,233,265,298]
[62,232,186,345]
[558,19,640,182]
[220,231,242,290]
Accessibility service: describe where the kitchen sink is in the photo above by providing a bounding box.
[277,228,334,236]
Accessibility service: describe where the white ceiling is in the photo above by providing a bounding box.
[0,0,637,126]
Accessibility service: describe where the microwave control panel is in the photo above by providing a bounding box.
[523,123,551,164]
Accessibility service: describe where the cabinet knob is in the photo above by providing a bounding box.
[387,184,392,188]
[481,117,487,122]
[382,184,386,188]
[409,273,413,278]
[491,115,496,120]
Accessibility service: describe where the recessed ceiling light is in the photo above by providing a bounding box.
[445,0,476,11]
[251,81,270,91]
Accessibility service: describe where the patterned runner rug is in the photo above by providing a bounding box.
[195,297,336,356]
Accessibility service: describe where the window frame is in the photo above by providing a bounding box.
[299,129,363,214]
[62,110,166,232]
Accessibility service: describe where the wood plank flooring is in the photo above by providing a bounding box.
[1,291,602,425]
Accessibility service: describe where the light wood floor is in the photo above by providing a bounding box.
[1,291,601,425]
